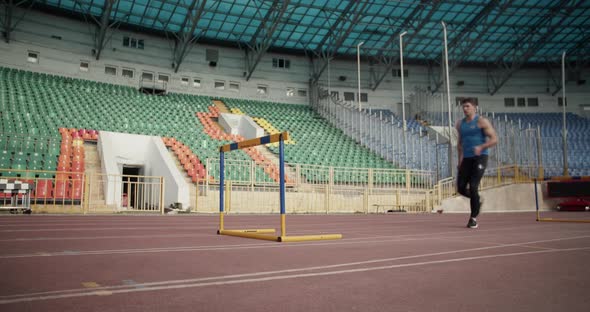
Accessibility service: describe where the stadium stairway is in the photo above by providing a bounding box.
[253,144,298,182]
[222,97,397,183]
[166,147,197,211]
[162,137,209,183]
[213,100,230,113]
[215,99,297,181]
[82,142,111,213]
[196,106,289,184]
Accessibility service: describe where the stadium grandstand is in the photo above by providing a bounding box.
[0,0,589,214]
[1,1,590,311]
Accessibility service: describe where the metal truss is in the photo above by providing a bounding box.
[0,0,36,43]
[486,0,581,95]
[93,0,115,60]
[429,0,511,93]
[172,0,207,73]
[22,0,590,79]
[369,0,442,91]
[243,0,289,81]
[309,1,368,84]
[546,30,590,95]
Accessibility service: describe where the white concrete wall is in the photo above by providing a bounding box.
[1,8,587,116]
[218,113,264,139]
[241,115,265,139]
[145,136,190,210]
[218,113,241,136]
[97,131,189,209]
[97,132,123,207]
[440,183,558,213]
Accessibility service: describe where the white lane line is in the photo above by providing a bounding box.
[0,225,508,242]
[0,222,551,244]
[0,226,210,232]
[1,222,588,259]
[0,221,422,232]
[0,236,446,259]
[0,220,444,231]
[517,245,557,250]
[1,246,588,305]
[0,215,506,228]
[0,235,588,302]
[433,236,560,251]
[0,223,219,228]
[0,233,212,242]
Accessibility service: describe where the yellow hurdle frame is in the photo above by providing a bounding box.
[217,131,342,242]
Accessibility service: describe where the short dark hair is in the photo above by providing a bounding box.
[460,97,478,106]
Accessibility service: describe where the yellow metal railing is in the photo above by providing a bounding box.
[1,164,543,215]
[0,169,164,214]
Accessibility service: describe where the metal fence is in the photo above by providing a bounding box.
[195,159,436,214]
[433,165,542,207]
[314,87,446,177]
[0,164,543,215]
[408,88,544,174]
[0,169,164,214]
[195,160,543,214]
[85,172,164,214]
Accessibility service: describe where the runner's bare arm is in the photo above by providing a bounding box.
[456,120,463,166]
[474,117,498,155]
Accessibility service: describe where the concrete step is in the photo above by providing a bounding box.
[213,100,229,113]
[255,145,298,180]
[84,142,106,205]
[168,149,197,210]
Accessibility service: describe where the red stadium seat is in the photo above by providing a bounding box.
[70,180,83,199]
[89,131,98,140]
[34,179,53,199]
[53,179,70,199]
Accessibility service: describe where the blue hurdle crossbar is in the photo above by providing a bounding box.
[219,132,289,153]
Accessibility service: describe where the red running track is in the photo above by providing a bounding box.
[0,212,589,312]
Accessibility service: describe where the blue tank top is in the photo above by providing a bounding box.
[460,115,488,158]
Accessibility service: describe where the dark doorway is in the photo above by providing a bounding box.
[122,166,141,209]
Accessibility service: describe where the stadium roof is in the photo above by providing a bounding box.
[7,0,590,91]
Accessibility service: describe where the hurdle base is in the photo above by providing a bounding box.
[279,234,342,242]
[218,229,342,243]
[218,229,279,241]
[217,229,276,234]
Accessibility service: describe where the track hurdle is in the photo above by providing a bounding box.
[534,177,590,223]
[217,131,342,242]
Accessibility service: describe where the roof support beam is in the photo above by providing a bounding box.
[566,30,590,69]
[148,0,167,29]
[172,0,207,73]
[546,60,564,96]
[547,31,590,95]
[309,50,331,85]
[487,0,578,95]
[94,0,115,60]
[427,59,443,93]
[1,0,37,43]
[369,0,442,91]
[244,0,289,81]
[1,0,14,43]
[429,0,511,93]
[448,1,499,52]
[314,1,356,50]
[374,1,431,59]
[152,0,179,29]
[310,1,369,84]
